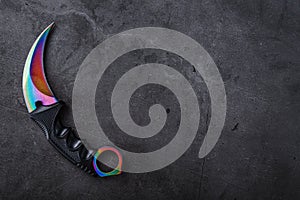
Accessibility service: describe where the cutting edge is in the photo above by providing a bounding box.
[22,23,58,113]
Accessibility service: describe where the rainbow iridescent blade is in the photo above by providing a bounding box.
[22,23,58,113]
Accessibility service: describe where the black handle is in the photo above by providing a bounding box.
[30,101,96,176]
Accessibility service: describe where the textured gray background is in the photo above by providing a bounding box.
[0,0,300,199]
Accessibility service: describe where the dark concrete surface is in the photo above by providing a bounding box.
[0,0,300,199]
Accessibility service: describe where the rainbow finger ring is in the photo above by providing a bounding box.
[93,146,122,177]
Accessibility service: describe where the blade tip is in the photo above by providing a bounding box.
[48,22,55,30]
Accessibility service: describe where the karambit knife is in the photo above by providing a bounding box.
[22,22,122,177]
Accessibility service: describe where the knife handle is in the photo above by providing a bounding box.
[30,101,96,175]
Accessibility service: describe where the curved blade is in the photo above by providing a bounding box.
[22,23,58,113]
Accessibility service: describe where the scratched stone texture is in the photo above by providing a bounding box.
[0,0,300,199]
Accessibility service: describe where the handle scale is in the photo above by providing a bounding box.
[30,101,96,175]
